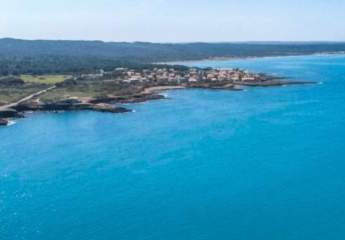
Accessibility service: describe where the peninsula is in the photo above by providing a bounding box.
[0,66,313,126]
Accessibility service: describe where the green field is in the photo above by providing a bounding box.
[0,75,69,106]
[20,75,70,84]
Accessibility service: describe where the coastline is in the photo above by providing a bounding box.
[0,54,324,127]
[0,79,316,127]
[164,51,345,65]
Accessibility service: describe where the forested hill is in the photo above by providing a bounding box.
[1,38,345,75]
[2,38,345,60]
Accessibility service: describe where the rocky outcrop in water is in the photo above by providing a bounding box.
[0,118,8,126]
[0,109,24,118]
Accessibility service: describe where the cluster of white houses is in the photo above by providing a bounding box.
[81,67,261,84]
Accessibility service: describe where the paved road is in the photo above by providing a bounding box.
[0,86,56,111]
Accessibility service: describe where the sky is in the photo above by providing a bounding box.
[1,0,345,42]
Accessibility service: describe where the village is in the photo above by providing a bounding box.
[80,67,262,84]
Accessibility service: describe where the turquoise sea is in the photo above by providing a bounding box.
[1,54,345,240]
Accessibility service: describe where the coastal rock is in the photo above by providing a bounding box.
[0,109,24,118]
[41,98,83,111]
[91,104,131,113]
[12,98,131,115]
[57,98,82,105]
[13,102,41,111]
[187,82,237,89]
[89,97,116,104]
[90,94,165,104]
[118,94,165,103]
[71,103,94,110]
[0,118,8,126]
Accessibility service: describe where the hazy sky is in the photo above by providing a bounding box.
[1,0,345,42]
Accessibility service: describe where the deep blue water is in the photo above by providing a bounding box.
[1,54,345,240]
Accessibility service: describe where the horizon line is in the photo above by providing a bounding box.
[1,37,345,44]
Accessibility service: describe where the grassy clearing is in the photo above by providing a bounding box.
[0,84,47,106]
[20,75,70,84]
[39,80,143,102]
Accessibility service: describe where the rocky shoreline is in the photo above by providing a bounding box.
[0,91,164,126]
[0,78,316,127]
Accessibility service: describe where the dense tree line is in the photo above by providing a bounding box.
[0,55,189,76]
[1,38,345,75]
[0,56,151,75]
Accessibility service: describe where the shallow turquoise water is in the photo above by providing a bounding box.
[1,55,345,240]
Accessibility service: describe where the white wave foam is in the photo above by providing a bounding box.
[7,120,16,126]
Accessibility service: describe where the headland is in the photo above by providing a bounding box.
[0,66,315,126]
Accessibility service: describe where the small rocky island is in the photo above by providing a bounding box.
[0,66,314,126]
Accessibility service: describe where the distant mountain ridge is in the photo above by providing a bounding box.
[1,38,345,75]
